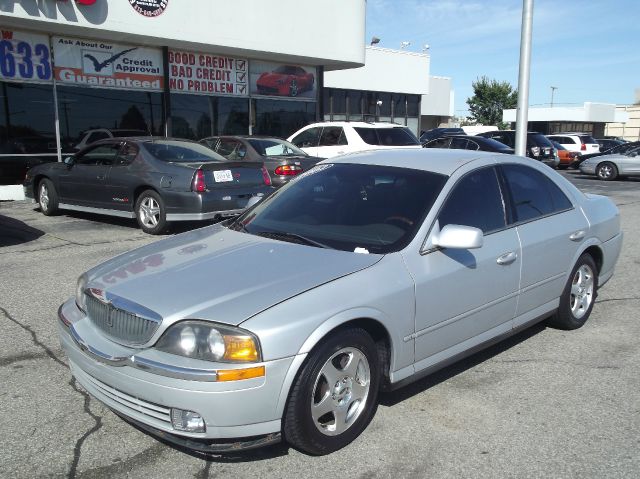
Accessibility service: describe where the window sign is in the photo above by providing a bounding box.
[0,30,52,83]
[53,37,163,91]
[168,50,248,96]
[250,61,316,100]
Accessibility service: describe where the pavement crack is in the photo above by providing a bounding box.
[74,444,165,478]
[0,306,67,369]
[596,296,640,304]
[68,377,104,479]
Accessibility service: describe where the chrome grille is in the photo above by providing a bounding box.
[86,294,159,345]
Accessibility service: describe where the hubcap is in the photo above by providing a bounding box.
[139,196,160,228]
[570,264,594,319]
[599,165,612,179]
[310,347,370,436]
[39,184,49,210]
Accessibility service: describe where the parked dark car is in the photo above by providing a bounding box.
[199,136,322,187]
[24,138,274,234]
[423,134,515,153]
[597,138,626,151]
[576,141,640,166]
[478,130,558,167]
[419,127,464,143]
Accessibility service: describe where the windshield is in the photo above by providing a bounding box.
[354,127,420,146]
[143,141,224,163]
[248,138,307,157]
[230,163,447,254]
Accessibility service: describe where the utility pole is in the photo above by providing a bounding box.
[515,0,534,157]
[550,86,558,108]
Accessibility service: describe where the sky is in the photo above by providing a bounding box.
[366,0,640,116]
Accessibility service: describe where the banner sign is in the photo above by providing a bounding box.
[129,0,168,17]
[0,30,52,84]
[168,50,248,96]
[53,37,163,91]
[250,61,316,99]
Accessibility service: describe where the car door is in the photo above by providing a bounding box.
[58,143,121,208]
[407,165,521,367]
[103,142,140,211]
[499,163,589,327]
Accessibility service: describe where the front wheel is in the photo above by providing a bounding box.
[38,179,59,216]
[596,162,618,181]
[135,190,167,234]
[547,253,598,330]
[283,328,380,455]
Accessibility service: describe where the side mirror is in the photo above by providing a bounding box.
[433,224,483,250]
[63,156,75,165]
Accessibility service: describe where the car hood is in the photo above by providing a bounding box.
[258,72,290,83]
[84,225,382,326]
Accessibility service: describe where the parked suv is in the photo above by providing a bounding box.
[547,133,600,156]
[478,130,559,167]
[287,121,421,158]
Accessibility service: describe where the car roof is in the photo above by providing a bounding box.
[300,121,408,129]
[323,148,508,176]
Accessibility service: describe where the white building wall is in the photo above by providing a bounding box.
[1,0,365,68]
[324,47,429,94]
[503,102,627,123]
[606,105,640,141]
[421,76,453,116]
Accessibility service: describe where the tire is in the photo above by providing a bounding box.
[283,328,380,455]
[38,178,59,216]
[135,190,167,235]
[596,162,618,181]
[547,253,598,330]
[557,164,568,170]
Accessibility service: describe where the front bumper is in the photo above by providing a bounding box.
[58,299,294,447]
[579,163,597,175]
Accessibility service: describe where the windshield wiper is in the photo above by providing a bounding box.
[253,230,332,249]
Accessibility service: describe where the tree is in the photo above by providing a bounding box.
[466,76,518,129]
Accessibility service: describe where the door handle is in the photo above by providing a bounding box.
[569,230,586,241]
[96,174,105,180]
[496,251,518,265]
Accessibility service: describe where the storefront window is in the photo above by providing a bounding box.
[171,94,249,139]
[407,95,420,117]
[56,86,164,152]
[253,99,316,138]
[393,93,406,119]
[347,90,363,121]
[0,81,56,185]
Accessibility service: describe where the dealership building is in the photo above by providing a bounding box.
[0,0,449,200]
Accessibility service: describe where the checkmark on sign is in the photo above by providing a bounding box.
[236,71,246,83]
[236,60,246,71]
[237,84,247,95]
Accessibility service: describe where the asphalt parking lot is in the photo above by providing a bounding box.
[1,170,639,479]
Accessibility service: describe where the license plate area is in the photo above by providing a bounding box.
[213,170,233,182]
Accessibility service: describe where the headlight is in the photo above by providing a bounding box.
[75,273,88,312]
[155,321,261,363]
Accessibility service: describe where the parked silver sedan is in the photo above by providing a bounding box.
[579,149,640,180]
[58,149,622,455]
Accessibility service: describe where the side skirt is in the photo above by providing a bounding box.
[58,203,135,219]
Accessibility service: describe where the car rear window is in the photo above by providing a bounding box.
[143,141,224,163]
[528,133,553,148]
[579,135,597,144]
[354,127,420,146]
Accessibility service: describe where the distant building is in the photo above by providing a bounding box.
[605,105,640,141]
[502,102,629,138]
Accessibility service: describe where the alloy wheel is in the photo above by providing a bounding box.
[310,347,371,436]
[39,183,49,211]
[138,196,160,228]
[570,264,594,319]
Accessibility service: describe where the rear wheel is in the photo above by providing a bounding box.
[38,179,59,216]
[547,253,598,330]
[283,328,380,455]
[596,162,618,181]
[135,190,167,234]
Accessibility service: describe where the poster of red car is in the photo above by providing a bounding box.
[251,61,316,99]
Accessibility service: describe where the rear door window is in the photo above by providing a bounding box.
[425,137,452,148]
[353,127,419,146]
[501,164,573,223]
[319,127,347,146]
[450,137,471,150]
[579,135,597,144]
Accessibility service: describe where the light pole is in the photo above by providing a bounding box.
[550,86,558,108]
[514,0,534,157]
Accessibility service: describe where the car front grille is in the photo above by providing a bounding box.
[86,294,160,345]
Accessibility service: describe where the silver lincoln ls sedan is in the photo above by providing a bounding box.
[58,149,622,455]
